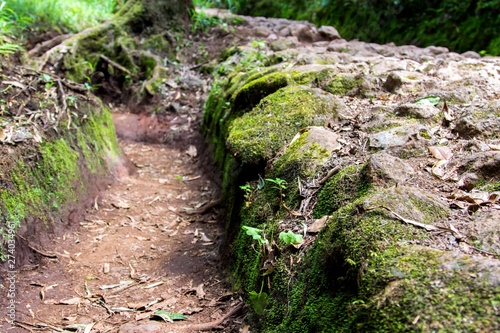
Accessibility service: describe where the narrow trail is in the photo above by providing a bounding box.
[3,99,246,333]
[8,111,243,332]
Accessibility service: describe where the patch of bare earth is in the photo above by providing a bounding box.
[3,111,244,332]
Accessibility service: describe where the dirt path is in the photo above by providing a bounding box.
[4,110,244,332]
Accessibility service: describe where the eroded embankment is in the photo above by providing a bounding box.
[0,65,122,264]
[203,14,500,332]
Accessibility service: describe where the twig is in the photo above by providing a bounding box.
[470,246,500,259]
[318,166,341,185]
[14,320,63,332]
[367,206,452,233]
[100,54,132,76]
[12,321,34,333]
[177,302,244,331]
[184,198,222,215]
[189,61,209,71]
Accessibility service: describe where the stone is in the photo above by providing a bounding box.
[459,151,500,179]
[383,72,403,92]
[271,126,341,178]
[465,210,500,255]
[269,38,297,51]
[368,152,415,184]
[394,103,440,119]
[426,45,449,55]
[462,51,481,59]
[289,23,319,42]
[318,25,341,41]
[362,185,449,223]
[254,26,272,38]
[368,124,429,150]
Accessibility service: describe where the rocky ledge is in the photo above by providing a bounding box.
[203,10,500,332]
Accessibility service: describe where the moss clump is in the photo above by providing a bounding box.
[478,180,500,192]
[313,164,371,218]
[227,86,338,165]
[356,245,500,332]
[271,133,330,179]
[316,70,365,96]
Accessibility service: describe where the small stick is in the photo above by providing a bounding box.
[100,54,132,75]
[184,198,222,215]
[318,166,341,185]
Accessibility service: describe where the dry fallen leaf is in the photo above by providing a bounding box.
[195,283,206,299]
[428,145,453,160]
[308,216,330,233]
[431,159,448,178]
[58,297,82,305]
[186,145,197,157]
[112,199,130,209]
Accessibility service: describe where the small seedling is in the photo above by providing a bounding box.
[242,225,268,245]
[279,230,303,246]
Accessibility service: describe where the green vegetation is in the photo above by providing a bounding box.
[3,0,116,33]
[228,0,500,56]
[0,0,117,55]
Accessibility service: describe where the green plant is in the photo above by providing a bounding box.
[189,6,219,32]
[266,177,291,211]
[242,225,268,246]
[279,230,303,246]
[249,280,269,315]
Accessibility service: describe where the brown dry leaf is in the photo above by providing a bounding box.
[489,192,500,203]
[58,297,82,305]
[112,198,130,209]
[196,283,206,299]
[181,307,204,315]
[200,232,211,242]
[442,100,454,122]
[308,216,330,233]
[428,145,453,160]
[186,145,198,157]
[135,312,151,321]
[449,190,491,205]
[431,159,448,178]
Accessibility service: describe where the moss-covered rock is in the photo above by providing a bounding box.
[227,86,339,165]
[202,32,500,332]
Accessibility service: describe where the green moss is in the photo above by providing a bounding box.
[230,68,330,113]
[356,245,499,332]
[314,164,371,218]
[478,180,500,192]
[366,121,402,133]
[39,138,81,205]
[317,71,365,96]
[272,134,330,180]
[227,86,338,165]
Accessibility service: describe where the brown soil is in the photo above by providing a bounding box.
[1,106,246,332]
